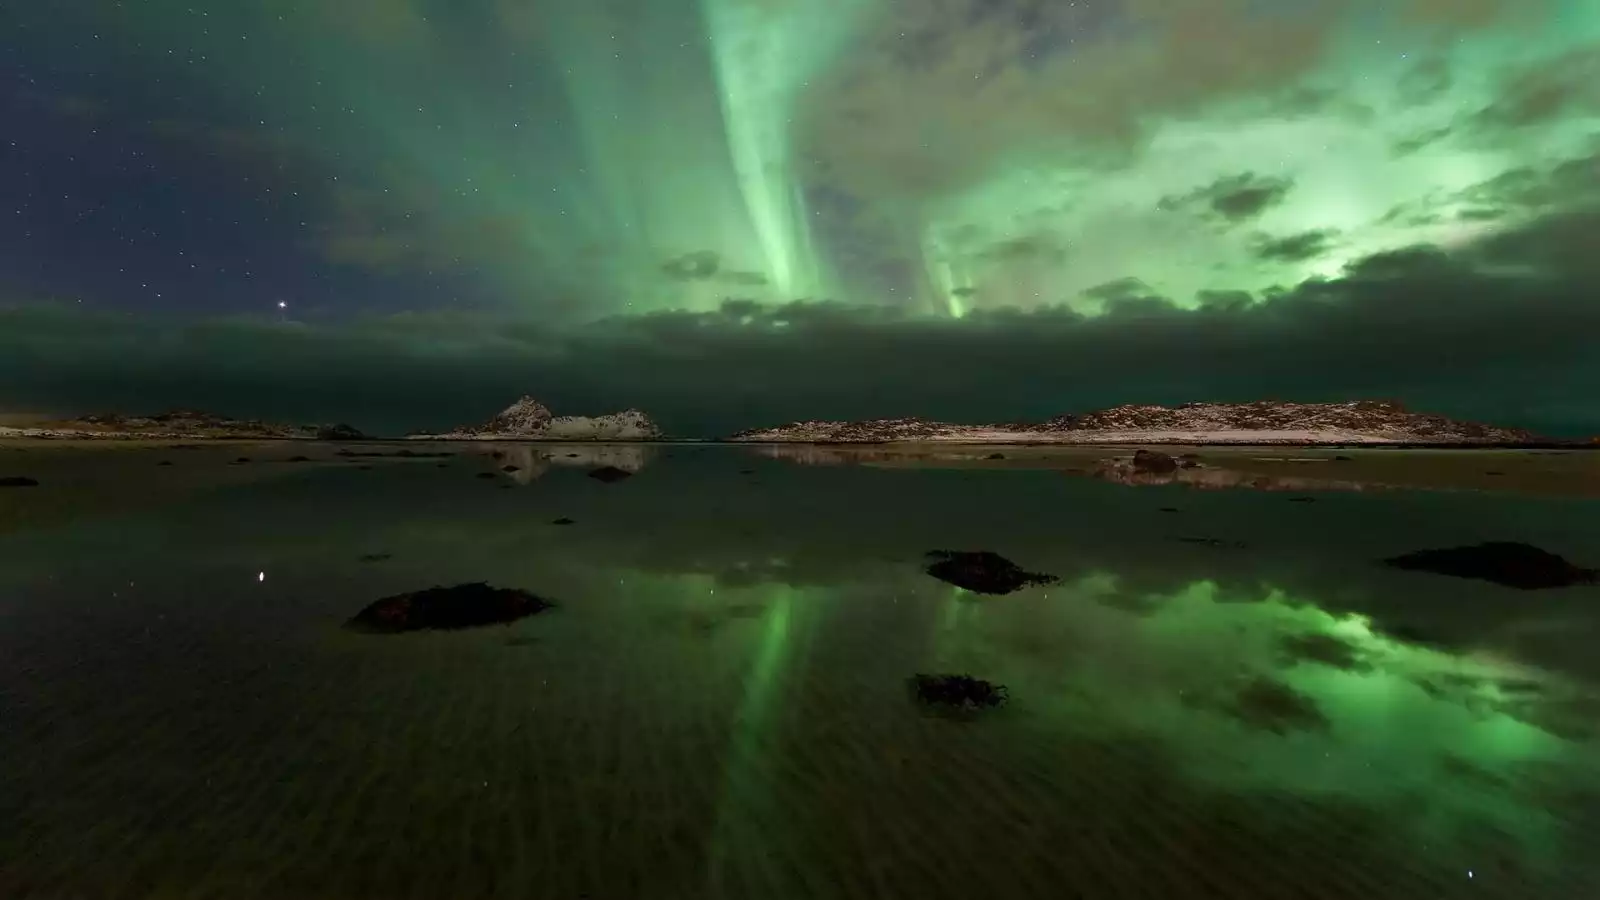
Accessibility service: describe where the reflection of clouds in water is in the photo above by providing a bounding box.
[599,565,1600,877]
[932,574,1598,868]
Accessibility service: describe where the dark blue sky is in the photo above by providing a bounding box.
[1,5,493,320]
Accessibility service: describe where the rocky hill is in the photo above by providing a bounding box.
[411,396,663,441]
[0,410,366,441]
[727,401,1540,445]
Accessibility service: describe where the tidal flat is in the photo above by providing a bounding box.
[1,441,1598,899]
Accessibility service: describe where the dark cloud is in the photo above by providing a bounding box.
[1394,55,1453,107]
[801,0,1544,204]
[1253,229,1339,263]
[1473,45,1600,130]
[1390,124,1454,156]
[1082,277,1158,305]
[660,250,721,281]
[1459,151,1600,212]
[3,181,1598,438]
[974,233,1069,263]
[1377,147,1600,228]
[1160,173,1296,225]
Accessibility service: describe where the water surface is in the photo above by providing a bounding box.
[2,442,1598,899]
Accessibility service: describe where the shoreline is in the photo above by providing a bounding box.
[0,434,1593,450]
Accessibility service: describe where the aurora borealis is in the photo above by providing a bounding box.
[2,0,1597,434]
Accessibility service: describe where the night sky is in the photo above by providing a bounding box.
[1,0,1596,436]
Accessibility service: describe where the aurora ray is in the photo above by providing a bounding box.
[702,0,877,301]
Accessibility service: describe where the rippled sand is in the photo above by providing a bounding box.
[2,444,1598,898]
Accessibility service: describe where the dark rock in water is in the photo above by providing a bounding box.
[0,476,40,487]
[501,465,520,473]
[1288,496,1316,503]
[909,673,1008,712]
[738,468,756,475]
[1132,449,1179,474]
[924,550,1058,594]
[287,455,312,463]
[1485,470,1505,476]
[357,465,373,471]
[436,463,449,469]
[359,553,392,563]
[475,472,497,480]
[1333,455,1354,461]
[156,460,174,467]
[1159,507,1180,513]
[317,423,366,441]
[1383,542,1598,590]
[552,517,576,525]
[985,452,1006,460]
[588,465,632,483]
[566,453,580,458]
[345,582,554,633]
[233,457,251,464]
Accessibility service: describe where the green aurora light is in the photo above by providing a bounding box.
[78,0,1600,321]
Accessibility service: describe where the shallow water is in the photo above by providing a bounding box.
[2,443,1598,899]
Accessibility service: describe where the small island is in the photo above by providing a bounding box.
[406,396,663,441]
[0,410,367,441]
[724,400,1552,446]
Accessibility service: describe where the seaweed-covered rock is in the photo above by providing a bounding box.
[909,674,1008,712]
[1132,449,1179,474]
[0,476,40,487]
[345,582,554,633]
[924,550,1058,594]
[1383,542,1598,590]
[588,465,633,483]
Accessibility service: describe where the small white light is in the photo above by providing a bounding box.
[258,571,265,582]
[277,301,287,309]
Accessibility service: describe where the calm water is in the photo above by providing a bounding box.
[2,443,1598,899]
